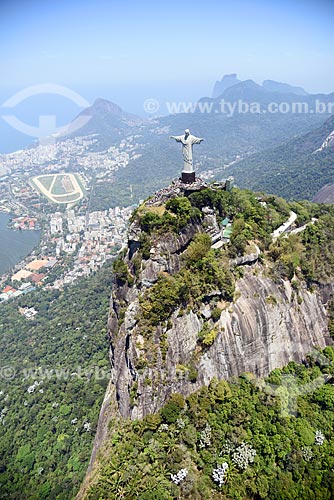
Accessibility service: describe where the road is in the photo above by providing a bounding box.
[271,211,297,241]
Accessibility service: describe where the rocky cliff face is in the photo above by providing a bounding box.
[312,183,334,204]
[108,219,333,420]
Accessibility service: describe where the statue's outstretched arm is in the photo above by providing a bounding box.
[170,135,183,142]
[191,136,204,144]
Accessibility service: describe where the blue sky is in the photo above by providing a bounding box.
[1,0,333,96]
[0,0,333,153]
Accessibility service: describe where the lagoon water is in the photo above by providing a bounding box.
[0,213,41,276]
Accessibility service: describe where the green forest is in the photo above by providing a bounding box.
[86,348,334,500]
[0,263,113,499]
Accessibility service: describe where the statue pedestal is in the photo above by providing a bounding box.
[181,171,196,183]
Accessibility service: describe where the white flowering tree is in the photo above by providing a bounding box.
[212,463,229,487]
[315,430,325,446]
[301,446,313,461]
[199,423,211,448]
[232,442,256,470]
[170,468,188,485]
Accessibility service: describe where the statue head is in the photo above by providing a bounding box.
[184,129,190,137]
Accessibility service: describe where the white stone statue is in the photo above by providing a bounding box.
[170,129,204,174]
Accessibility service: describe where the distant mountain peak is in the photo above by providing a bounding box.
[236,79,261,90]
[64,97,143,139]
[212,74,309,99]
[93,97,122,108]
[212,73,241,98]
[217,79,264,101]
[83,98,138,121]
[262,80,308,96]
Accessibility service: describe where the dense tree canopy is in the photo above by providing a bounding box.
[86,348,334,500]
[0,263,113,499]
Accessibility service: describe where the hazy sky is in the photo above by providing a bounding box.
[1,0,333,98]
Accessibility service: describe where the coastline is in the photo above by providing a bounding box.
[0,212,42,281]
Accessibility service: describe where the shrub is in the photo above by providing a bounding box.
[161,401,183,424]
[188,365,198,383]
[160,393,185,423]
[211,306,222,322]
[113,258,130,285]
[183,233,212,264]
[144,413,161,430]
[202,328,218,346]
[166,197,192,216]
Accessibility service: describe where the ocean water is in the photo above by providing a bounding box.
[0,213,41,276]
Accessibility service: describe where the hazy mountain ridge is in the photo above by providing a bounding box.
[56,77,334,208]
[262,79,308,95]
[65,98,144,145]
[66,77,333,159]
[78,98,142,125]
[212,73,241,97]
[227,114,334,200]
[212,73,308,98]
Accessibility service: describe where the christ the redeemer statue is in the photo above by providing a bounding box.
[170,129,204,183]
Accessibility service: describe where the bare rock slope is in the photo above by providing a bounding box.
[109,220,332,420]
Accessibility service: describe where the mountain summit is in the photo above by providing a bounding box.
[65,97,143,141]
[212,73,241,98]
[212,74,309,98]
[80,98,141,124]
